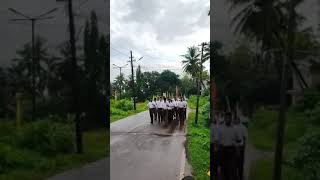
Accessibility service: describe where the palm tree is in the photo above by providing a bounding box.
[228,0,284,56]
[228,1,306,180]
[182,46,200,77]
[182,46,201,123]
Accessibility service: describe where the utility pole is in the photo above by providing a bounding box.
[130,51,136,110]
[195,42,207,124]
[113,63,128,99]
[67,0,82,153]
[128,51,143,111]
[8,7,58,121]
[273,0,295,179]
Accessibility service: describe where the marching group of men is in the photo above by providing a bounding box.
[211,112,248,180]
[148,96,188,126]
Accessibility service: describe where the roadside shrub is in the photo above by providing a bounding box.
[114,99,133,111]
[289,130,320,180]
[188,95,209,109]
[16,120,74,156]
[0,121,16,145]
[110,107,126,116]
[306,102,320,126]
[202,102,210,127]
[0,144,40,173]
[300,89,320,111]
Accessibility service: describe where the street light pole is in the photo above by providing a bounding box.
[9,7,58,121]
[130,51,136,110]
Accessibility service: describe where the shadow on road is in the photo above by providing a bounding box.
[154,118,185,135]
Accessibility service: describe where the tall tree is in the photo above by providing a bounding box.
[182,46,201,123]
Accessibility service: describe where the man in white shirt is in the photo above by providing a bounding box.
[177,98,185,127]
[210,117,220,179]
[173,97,178,119]
[233,116,248,180]
[156,97,162,122]
[147,99,156,124]
[167,99,174,123]
[162,97,168,123]
[217,112,240,180]
[182,98,187,121]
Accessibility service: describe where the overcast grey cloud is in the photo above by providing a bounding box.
[110,0,210,81]
[211,0,320,52]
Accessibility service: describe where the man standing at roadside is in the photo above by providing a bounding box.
[217,112,240,180]
[234,116,248,180]
[210,117,220,179]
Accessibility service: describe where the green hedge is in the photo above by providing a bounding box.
[187,111,210,180]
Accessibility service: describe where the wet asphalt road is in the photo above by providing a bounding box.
[111,111,187,180]
[46,158,109,180]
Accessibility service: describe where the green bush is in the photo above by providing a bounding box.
[16,120,74,156]
[0,144,40,173]
[289,129,320,180]
[305,102,320,126]
[188,95,209,109]
[299,89,320,111]
[114,99,134,111]
[201,102,210,127]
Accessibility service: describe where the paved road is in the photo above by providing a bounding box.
[111,111,187,180]
[47,158,109,180]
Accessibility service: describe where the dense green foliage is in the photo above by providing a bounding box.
[112,68,200,102]
[289,129,320,180]
[188,95,209,110]
[0,120,108,180]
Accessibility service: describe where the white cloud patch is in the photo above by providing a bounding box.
[110,0,210,80]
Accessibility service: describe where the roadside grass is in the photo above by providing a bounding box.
[0,121,109,180]
[248,108,306,151]
[249,158,301,180]
[187,111,210,180]
[110,99,147,123]
[188,95,209,109]
[248,108,307,180]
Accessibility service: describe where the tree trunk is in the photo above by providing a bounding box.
[195,77,200,124]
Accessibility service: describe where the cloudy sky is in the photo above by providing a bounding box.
[110,0,210,81]
[212,0,320,53]
[0,0,108,66]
